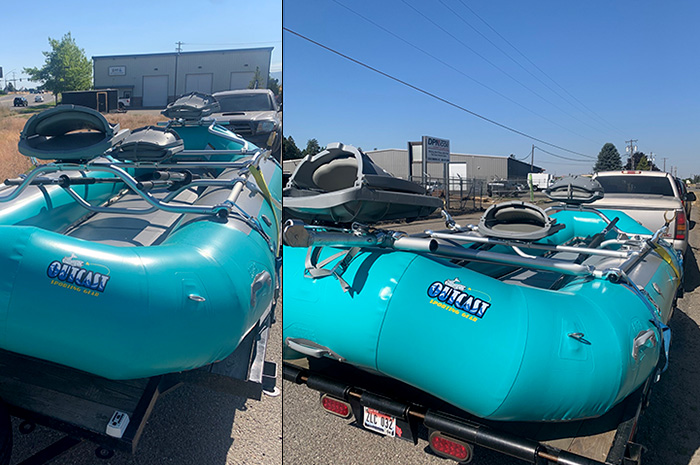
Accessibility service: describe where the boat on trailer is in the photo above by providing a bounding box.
[0,97,281,380]
[282,176,681,422]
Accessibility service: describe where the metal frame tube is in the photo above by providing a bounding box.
[428,232,631,259]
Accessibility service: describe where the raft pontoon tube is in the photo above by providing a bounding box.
[283,142,443,224]
[282,194,681,422]
[0,105,282,380]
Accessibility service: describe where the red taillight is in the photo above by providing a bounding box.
[320,394,351,418]
[429,431,473,463]
[675,209,687,240]
[621,170,642,174]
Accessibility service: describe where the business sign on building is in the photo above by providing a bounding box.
[422,136,450,163]
[108,66,126,76]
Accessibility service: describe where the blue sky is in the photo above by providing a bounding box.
[283,0,700,177]
[1,0,281,86]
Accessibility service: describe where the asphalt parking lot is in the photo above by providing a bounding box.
[283,197,700,465]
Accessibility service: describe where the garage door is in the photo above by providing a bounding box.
[142,75,168,108]
[185,73,213,94]
[229,71,256,90]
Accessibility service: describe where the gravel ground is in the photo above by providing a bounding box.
[283,198,700,465]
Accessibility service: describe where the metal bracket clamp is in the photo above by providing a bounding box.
[632,329,657,362]
[285,338,346,362]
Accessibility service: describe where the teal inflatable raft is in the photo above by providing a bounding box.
[283,178,681,422]
[0,102,281,380]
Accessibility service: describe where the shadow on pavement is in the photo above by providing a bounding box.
[636,308,700,464]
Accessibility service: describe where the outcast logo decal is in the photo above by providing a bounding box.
[46,253,111,295]
[427,277,491,319]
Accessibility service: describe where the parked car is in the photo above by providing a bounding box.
[34,95,44,103]
[675,176,693,218]
[211,89,282,161]
[13,97,28,107]
[487,179,526,197]
[591,170,695,255]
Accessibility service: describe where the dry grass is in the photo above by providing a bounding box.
[0,109,33,181]
[0,109,166,181]
[104,112,167,130]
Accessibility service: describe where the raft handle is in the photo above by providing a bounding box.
[285,338,346,362]
[632,329,657,362]
[251,271,272,308]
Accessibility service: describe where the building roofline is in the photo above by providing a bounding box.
[93,47,274,60]
[366,148,518,159]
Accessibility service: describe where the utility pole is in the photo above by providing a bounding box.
[625,139,638,168]
[530,144,534,173]
[173,41,183,101]
[662,157,668,172]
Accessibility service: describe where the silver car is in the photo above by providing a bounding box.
[212,89,281,160]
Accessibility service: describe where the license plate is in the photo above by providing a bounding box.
[363,406,396,437]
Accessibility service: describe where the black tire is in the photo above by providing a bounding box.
[0,400,11,465]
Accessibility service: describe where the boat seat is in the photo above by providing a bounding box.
[312,157,358,191]
[110,126,184,162]
[18,105,128,162]
[291,142,428,194]
[478,201,565,241]
[161,92,220,120]
[545,176,604,204]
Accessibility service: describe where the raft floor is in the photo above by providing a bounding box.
[65,188,198,247]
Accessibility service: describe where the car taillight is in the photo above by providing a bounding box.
[621,170,642,174]
[675,209,687,240]
[429,431,473,463]
[320,394,352,418]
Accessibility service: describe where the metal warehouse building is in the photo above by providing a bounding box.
[93,47,273,108]
[365,148,543,182]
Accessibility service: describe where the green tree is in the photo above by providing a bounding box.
[24,32,92,103]
[248,66,265,89]
[593,143,622,172]
[302,139,323,157]
[635,154,650,170]
[283,136,303,160]
[267,75,280,96]
[624,152,659,171]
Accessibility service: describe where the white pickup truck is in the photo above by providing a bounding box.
[591,170,695,255]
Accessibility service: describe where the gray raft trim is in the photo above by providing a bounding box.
[478,201,565,241]
[545,176,605,204]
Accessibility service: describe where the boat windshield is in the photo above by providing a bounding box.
[218,94,273,112]
[596,176,675,196]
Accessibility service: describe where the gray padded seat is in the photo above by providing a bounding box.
[478,201,564,240]
[19,105,127,161]
[311,157,358,191]
[161,92,220,120]
[289,143,426,195]
[545,176,605,204]
[111,126,184,162]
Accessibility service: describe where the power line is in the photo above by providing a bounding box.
[330,0,599,145]
[438,0,616,137]
[399,0,608,139]
[284,27,595,159]
[179,41,281,47]
[534,145,594,162]
[457,0,625,135]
